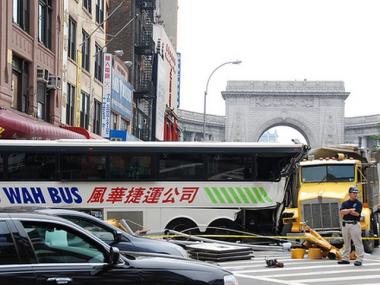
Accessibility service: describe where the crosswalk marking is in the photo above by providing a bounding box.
[220,251,380,285]
[259,268,380,278]
[295,274,380,283]
[222,259,334,270]
[231,262,380,274]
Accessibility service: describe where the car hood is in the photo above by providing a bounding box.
[128,236,188,257]
[129,256,228,274]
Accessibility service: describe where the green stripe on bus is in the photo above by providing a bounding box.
[259,187,272,203]
[212,187,226,204]
[205,187,218,204]
[220,187,234,204]
[253,187,265,203]
[236,187,250,203]
[228,187,242,203]
[244,187,258,204]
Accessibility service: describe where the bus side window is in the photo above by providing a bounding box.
[61,153,106,180]
[7,152,56,181]
[159,153,204,181]
[109,154,152,180]
[207,154,254,181]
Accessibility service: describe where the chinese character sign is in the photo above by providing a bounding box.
[87,186,199,205]
[101,53,113,138]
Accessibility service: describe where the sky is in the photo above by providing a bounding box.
[177,0,380,123]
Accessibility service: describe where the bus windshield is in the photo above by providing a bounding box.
[301,164,355,183]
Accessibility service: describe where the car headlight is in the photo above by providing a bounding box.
[224,274,239,285]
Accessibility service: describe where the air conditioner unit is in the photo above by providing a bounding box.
[47,75,61,90]
[37,68,49,83]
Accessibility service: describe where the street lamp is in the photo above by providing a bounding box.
[202,60,242,141]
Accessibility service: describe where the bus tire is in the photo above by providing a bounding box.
[363,229,375,254]
[206,219,240,241]
[165,218,200,236]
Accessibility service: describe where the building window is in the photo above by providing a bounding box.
[111,112,117,130]
[81,30,90,71]
[11,56,29,113]
[37,83,49,122]
[121,119,128,131]
[38,0,52,49]
[68,17,76,60]
[83,0,92,14]
[80,91,90,129]
[96,0,104,25]
[66,83,75,125]
[94,43,103,81]
[93,99,101,134]
[13,0,29,32]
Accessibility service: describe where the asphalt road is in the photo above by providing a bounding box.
[219,247,380,285]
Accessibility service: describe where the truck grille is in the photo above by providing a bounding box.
[303,202,340,229]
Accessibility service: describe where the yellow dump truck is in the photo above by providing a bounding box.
[282,145,379,253]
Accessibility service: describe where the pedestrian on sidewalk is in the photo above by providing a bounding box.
[337,186,364,266]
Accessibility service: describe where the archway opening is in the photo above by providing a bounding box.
[259,126,308,144]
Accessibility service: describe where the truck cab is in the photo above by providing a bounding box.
[282,148,377,253]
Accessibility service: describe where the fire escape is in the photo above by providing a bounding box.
[133,0,156,141]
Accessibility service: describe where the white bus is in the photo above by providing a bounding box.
[0,140,306,235]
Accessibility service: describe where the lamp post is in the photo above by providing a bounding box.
[202,60,242,141]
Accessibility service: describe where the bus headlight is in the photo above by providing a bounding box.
[224,274,239,285]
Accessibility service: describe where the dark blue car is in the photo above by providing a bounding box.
[36,208,188,258]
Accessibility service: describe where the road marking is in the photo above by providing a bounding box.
[235,273,303,285]
[232,262,380,274]
[223,259,334,270]
[293,274,380,283]
[260,268,380,278]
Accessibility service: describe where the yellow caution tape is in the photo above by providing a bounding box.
[145,234,380,240]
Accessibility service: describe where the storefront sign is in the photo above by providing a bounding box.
[101,53,112,138]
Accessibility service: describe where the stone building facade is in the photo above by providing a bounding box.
[177,109,225,141]
[345,114,380,149]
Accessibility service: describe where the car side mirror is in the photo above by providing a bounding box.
[108,246,120,265]
[114,231,122,242]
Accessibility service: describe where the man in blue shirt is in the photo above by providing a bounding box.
[337,186,364,266]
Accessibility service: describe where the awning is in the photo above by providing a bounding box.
[60,126,105,139]
[0,108,86,139]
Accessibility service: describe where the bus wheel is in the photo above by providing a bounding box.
[206,219,239,241]
[165,218,200,236]
[363,229,375,254]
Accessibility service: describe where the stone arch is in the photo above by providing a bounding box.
[222,80,350,148]
[255,117,316,146]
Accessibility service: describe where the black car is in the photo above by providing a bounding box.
[0,212,238,285]
[36,208,188,258]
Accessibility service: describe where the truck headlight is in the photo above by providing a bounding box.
[224,274,239,285]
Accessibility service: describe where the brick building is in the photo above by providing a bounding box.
[0,0,90,139]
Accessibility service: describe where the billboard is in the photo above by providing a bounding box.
[111,68,133,121]
[155,55,166,141]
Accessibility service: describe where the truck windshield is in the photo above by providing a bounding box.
[301,164,355,183]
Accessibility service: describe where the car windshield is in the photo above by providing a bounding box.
[301,164,355,183]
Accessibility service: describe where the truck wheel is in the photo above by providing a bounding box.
[374,213,379,247]
[280,223,292,236]
[363,230,375,254]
